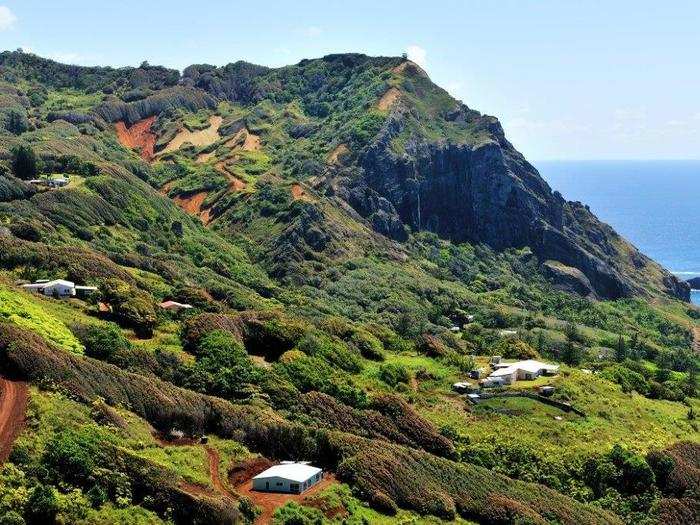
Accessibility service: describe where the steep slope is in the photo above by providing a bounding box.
[156,53,688,301]
[0,50,697,525]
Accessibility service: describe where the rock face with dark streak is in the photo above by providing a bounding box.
[349,105,690,302]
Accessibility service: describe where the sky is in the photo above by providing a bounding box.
[0,0,699,160]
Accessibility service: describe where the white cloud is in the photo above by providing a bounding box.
[0,6,17,30]
[406,45,427,68]
[303,26,323,37]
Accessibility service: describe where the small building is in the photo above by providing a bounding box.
[539,386,555,397]
[467,393,480,403]
[468,368,485,380]
[498,329,518,337]
[449,325,461,333]
[489,355,502,365]
[489,367,518,385]
[46,176,69,188]
[21,279,96,298]
[481,376,506,388]
[452,381,475,394]
[252,462,323,494]
[159,300,194,311]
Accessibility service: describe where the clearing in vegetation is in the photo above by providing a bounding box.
[115,116,157,161]
[161,115,223,154]
[377,87,401,110]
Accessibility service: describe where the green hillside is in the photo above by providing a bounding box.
[0,50,697,525]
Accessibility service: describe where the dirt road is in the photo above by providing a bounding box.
[693,326,700,354]
[235,474,337,524]
[0,377,28,462]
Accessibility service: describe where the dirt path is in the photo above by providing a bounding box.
[0,377,29,462]
[204,446,236,499]
[236,474,337,524]
[693,326,700,354]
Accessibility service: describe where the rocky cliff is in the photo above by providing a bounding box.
[336,64,688,301]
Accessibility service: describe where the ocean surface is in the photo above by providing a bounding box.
[535,160,700,305]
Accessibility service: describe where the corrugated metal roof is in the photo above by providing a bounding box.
[253,463,321,483]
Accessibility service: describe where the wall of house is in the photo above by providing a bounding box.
[252,472,323,493]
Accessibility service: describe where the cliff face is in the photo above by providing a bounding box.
[348,104,689,301]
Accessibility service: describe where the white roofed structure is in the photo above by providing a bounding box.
[252,462,323,494]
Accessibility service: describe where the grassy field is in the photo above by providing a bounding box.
[0,284,84,354]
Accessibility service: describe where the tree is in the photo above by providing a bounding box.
[24,485,58,524]
[615,334,627,362]
[6,109,29,135]
[562,340,582,366]
[10,145,37,180]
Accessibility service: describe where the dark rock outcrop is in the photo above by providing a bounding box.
[347,105,689,301]
[687,277,700,290]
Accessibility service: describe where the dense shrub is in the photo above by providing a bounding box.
[378,363,411,387]
[349,329,385,361]
[10,145,37,180]
[101,279,157,338]
[73,322,131,360]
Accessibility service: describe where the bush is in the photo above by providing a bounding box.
[100,279,157,338]
[350,329,385,361]
[378,363,411,387]
[24,485,59,525]
[74,322,131,360]
[496,338,540,360]
[273,501,324,524]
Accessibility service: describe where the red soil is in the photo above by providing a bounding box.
[0,377,29,462]
[234,467,338,525]
[173,192,207,215]
[291,183,313,202]
[115,116,156,161]
[205,446,237,499]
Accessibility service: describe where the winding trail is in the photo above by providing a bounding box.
[693,326,700,355]
[0,377,29,462]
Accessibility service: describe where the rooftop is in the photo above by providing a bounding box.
[253,462,321,483]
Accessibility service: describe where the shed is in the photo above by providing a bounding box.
[159,300,194,311]
[252,462,323,494]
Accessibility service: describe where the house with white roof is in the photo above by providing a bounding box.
[21,279,97,298]
[483,359,559,386]
[252,462,323,494]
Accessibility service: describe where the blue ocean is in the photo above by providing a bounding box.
[535,160,700,305]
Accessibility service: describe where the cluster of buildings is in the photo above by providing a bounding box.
[454,357,560,394]
[28,176,70,188]
[482,358,560,387]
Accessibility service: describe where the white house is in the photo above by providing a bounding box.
[21,279,97,298]
[252,462,323,494]
[485,359,560,385]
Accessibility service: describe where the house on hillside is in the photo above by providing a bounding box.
[21,279,97,298]
[252,462,323,494]
[483,359,560,387]
[159,300,193,311]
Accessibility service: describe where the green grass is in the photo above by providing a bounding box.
[0,285,84,354]
[422,370,699,459]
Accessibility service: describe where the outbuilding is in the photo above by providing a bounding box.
[252,462,323,494]
[159,300,194,311]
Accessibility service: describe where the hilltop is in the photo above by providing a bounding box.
[0,50,697,525]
